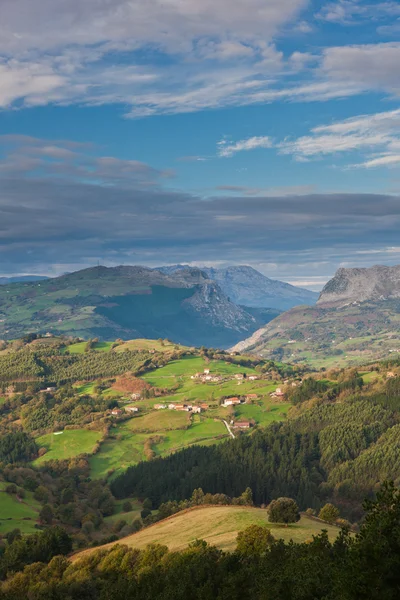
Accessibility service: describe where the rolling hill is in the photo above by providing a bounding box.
[232,265,400,367]
[0,265,276,348]
[73,505,341,560]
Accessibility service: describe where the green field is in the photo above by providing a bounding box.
[74,381,98,395]
[67,342,88,354]
[115,339,189,353]
[0,483,41,534]
[89,416,228,479]
[34,429,104,465]
[74,505,342,559]
[103,498,143,526]
[67,341,114,354]
[129,410,189,432]
[235,402,290,425]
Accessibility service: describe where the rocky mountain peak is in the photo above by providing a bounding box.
[317,264,400,306]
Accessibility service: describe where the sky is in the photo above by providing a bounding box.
[1,0,400,290]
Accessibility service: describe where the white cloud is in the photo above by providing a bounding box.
[279,108,400,168]
[0,1,399,118]
[0,0,308,53]
[320,43,400,93]
[317,1,400,25]
[217,136,273,157]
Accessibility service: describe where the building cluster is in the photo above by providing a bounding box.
[191,368,223,382]
[154,402,208,413]
[270,387,286,399]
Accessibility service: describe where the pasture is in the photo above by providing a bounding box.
[34,429,104,465]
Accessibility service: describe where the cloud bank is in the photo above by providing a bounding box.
[1,135,400,284]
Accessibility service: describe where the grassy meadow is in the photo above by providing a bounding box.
[74,505,342,559]
[34,429,104,465]
[0,483,41,534]
[89,415,229,479]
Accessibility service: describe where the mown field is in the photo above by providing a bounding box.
[73,505,341,559]
[0,483,41,534]
[34,429,104,465]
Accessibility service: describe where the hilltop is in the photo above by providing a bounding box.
[157,264,318,310]
[232,265,400,367]
[0,265,277,348]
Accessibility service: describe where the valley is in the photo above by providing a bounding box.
[0,331,399,598]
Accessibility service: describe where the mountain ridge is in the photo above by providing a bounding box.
[232,263,400,366]
[156,264,318,310]
[0,265,273,348]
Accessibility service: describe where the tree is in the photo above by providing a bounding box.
[319,503,340,524]
[268,497,300,525]
[238,487,253,506]
[142,498,153,511]
[39,504,54,525]
[236,525,275,556]
[191,488,205,505]
[122,500,132,512]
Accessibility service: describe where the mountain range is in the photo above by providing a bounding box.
[0,265,286,347]
[156,265,318,310]
[233,264,400,367]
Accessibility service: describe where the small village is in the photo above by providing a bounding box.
[110,365,290,434]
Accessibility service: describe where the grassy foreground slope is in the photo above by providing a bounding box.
[74,505,340,559]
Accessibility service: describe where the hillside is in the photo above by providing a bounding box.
[0,276,49,285]
[232,265,400,367]
[73,505,341,560]
[157,264,318,310]
[0,265,271,348]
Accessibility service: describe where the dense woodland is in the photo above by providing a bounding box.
[0,483,399,599]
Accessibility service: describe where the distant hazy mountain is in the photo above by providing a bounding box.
[0,276,48,285]
[0,265,276,348]
[232,264,400,367]
[317,264,400,306]
[156,265,318,310]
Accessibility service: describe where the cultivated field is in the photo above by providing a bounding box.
[73,505,342,559]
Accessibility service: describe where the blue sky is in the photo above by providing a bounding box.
[1,0,400,289]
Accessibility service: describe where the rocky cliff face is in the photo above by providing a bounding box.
[318,265,400,307]
[183,281,256,333]
[157,265,318,310]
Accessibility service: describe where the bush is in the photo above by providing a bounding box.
[318,503,340,524]
[236,525,275,556]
